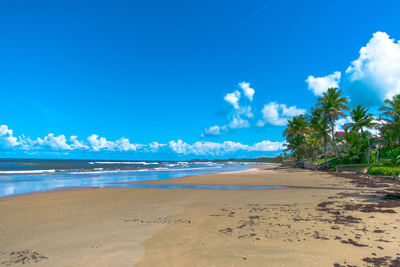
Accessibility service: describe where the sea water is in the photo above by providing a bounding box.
[0,159,282,198]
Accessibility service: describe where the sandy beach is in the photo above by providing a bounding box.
[1,165,399,266]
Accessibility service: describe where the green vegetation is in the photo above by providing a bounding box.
[311,156,336,164]
[214,156,283,163]
[283,89,400,174]
[368,164,400,176]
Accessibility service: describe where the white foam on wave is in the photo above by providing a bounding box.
[92,161,159,165]
[0,169,56,174]
[67,168,151,175]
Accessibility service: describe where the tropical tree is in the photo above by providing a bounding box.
[283,115,310,160]
[379,94,400,146]
[317,88,349,159]
[344,105,376,163]
[308,107,330,163]
[343,105,375,135]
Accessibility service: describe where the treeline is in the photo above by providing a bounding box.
[214,157,283,163]
[283,88,400,172]
[187,157,283,163]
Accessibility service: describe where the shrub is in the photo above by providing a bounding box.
[329,158,341,169]
[368,165,400,176]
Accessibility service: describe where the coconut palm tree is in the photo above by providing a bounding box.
[283,114,309,138]
[344,105,375,135]
[379,94,400,146]
[308,107,330,163]
[344,105,376,163]
[283,115,310,160]
[317,88,349,159]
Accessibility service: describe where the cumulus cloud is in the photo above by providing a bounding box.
[0,124,285,156]
[224,90,241,109]
[36,134,72,150]
[0,125,19,147]
[168,139,284,155]
[250,140,286,151]
[70,136,89,150]
[87,135,137,152]
[344,31,400,105]
[239,82,255,101]
[202,83,257,136]
[238,106,253,118]
[87,134,115,151]
[257,102,306,127]
[228,116,250,129]
[148,141,166,152]
[306,71,341,96]
[202,125,226,136]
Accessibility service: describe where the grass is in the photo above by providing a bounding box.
[307,156,336,164]
[368,163,400,176]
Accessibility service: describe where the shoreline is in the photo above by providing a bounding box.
[1,166,399,266]
[0,163,253,199]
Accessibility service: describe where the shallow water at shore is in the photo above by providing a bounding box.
[113,184,288,190]
[0,161,259,197]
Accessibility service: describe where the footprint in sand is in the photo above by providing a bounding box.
[1,250,47,266]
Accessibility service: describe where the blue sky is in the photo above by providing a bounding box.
[1,0,400,159]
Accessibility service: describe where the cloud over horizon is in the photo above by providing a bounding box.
[0,124,285,157]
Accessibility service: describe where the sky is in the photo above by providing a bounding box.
[1,0,400,160]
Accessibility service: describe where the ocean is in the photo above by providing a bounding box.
[0,159,265,198]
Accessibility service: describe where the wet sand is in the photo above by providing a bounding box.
[1,165,399,266]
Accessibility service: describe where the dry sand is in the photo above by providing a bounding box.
[1,165,399,266]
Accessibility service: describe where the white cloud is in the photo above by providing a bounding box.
[306,71,341,96]
[70,135,89,150]
[0,125,13,136]
[168,139,285,155]
[202,83,256,137]
[228,116,250,129]
[344,31,400,105]
[334,117,380,137]
[239,82,255,101]
[36,134,72,150]
[224,90,241,109]
[334,117,353,132]
[203,125,223,136]
[0,125,19,147]
[115,137,137,152]
[257,102,306,127]
[0,124,286,156]
[87,134,116,151]
[250,140,286,151]
[148,141,166,152]
[238,106,253,118]
[86,135,137,152]
[168,140,190,154]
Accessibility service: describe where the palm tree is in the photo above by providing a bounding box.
[379,94,400,146]
[317,88,349,159]
[344,105,375,135]
[285,135,306,160]
[283,115,310,160]
[344,105,376,163]
[308,107,330,163]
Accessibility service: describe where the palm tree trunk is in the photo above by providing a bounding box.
[324,138,328,163]
[330,116,341,159]
[361,128,371,164]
